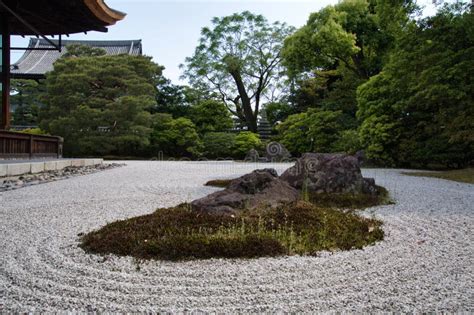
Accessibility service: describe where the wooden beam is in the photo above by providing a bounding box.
[1,13,11,130]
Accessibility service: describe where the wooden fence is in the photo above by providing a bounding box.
[0,130,63,159]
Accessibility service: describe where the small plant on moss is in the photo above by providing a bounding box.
[309,185,392,209]
[301,176,310,202]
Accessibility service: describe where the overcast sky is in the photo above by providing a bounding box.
[11,0,439,84]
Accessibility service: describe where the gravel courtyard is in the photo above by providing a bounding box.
[0,161,472,312]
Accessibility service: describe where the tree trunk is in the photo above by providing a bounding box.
[229,70,258,132]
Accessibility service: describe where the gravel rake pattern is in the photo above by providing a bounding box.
[0,161,472,312]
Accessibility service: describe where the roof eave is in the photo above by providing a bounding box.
[83,0,126,26]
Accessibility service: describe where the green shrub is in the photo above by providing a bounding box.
[265,102,295,125]
[190,100,233,134]
[333,129,362,155]
[150,114,202,157]
[234,131,262,159]
[276,109,349,155]
[19,128,48,135]
[202,132,236,159]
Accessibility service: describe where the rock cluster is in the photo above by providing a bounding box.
[0,163,124,192]
[191,168,299,214]
[193,152,379,214]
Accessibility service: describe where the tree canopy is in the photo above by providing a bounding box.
[11,79,43,126]
[190,100,233,134]
[150,114,202,157]
[182,11,294,132]
[282,0,414,79]
[276,109,350,155]
[40,53,163,157]
[357,2,474,168]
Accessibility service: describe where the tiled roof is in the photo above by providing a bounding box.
[12,38,142,79]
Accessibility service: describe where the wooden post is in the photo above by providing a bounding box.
[29,134,33,159]
[1,14,11,130]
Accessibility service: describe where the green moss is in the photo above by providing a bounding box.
[402,168,474,184]
[310,185,393,209]
[80,197,385,261]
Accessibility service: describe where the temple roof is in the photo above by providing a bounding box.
[0,0,125,35]
[11,38,142,79]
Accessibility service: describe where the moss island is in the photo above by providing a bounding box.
[80,184,390,261]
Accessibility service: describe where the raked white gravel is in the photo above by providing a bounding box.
[0,161,472,312]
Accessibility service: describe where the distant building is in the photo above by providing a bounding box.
[11,38,142,80]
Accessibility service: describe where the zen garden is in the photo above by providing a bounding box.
[0,0,472,313]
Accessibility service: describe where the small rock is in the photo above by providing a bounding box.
[244,149,260,162]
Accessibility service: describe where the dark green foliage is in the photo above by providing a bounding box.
[310,185,392,209]
[62,44,107,58]
[264,102,295,125]
[275,112,311,155]
[357,3,474,168]
[276,109,355,155]
[190,100,233,134]
[11,79,43,126]
[149,114,202,157]
[282,0,413,79]
[154,80,211,119]
[277,1,471,169]
[279,0,414,159]
[233,132,262,159]
[287,68,362,132]
[202,132,236,159]
[201,131,264,159]
[39,52,163,157]
[80,198,385,261]
[154,78,191,118]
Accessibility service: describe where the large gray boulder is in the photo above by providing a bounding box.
[280,153,377,195]
[192,168,299,214]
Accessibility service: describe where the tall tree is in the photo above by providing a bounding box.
[182,11,294,132]
[40,53,163,156]
[357,2,474,168]
[281,0,416,130]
